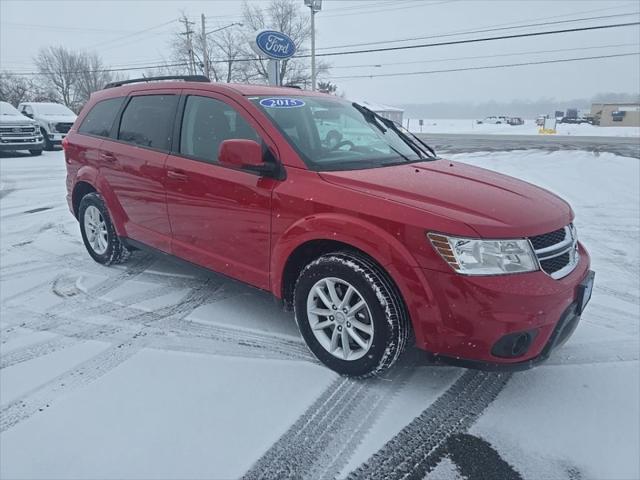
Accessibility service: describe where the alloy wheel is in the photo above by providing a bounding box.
[306,277,374,361]
[83,205,109,255]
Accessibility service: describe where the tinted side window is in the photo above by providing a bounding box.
[78,97,124,137]
[179,95,259,164]
[118,95,178,151]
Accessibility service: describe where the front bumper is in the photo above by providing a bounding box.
[48,132,67,144]
[410,242,592,367]
[0,137,44,151]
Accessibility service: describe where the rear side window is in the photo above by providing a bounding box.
[118,95,178,151]
[179,95,259,164]
[78,97,124,137]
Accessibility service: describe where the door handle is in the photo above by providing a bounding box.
[100,152,116,162]
[167,169,188,181]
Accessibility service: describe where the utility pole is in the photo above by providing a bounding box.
[305,0,322,91]
[201,14,209,79]
[179,15,196,75]
[311,9,316,91]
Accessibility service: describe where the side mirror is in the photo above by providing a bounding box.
[219,139,263,168]
[218,139,281,178]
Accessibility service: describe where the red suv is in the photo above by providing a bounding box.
[64,76,594,377]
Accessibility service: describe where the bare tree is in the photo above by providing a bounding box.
[76,53,118,104]
[34,46,84,108]
[317,81,337,94]
[239,0,329,86]
[212,28,245,83]
[0,73,32,105]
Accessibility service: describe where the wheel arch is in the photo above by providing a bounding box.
[273,213,421,310]
[71,181,97,218]
[71,167,127,236]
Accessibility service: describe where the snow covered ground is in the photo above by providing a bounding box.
[0,149,638,479]
[407,118,640,137]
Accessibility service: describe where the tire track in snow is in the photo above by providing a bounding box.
[315,366,415,480]
[0,281,218,432]
[0,339,140,432]
[242,366,411,480]
[346,370,511,480]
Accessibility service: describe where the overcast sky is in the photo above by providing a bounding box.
[1,0,639,105]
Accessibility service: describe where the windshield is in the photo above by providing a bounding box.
[250,96,435,171]
[0,102,21,116]
[34,103,75,116]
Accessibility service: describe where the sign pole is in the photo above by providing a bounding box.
[267,59,280,86]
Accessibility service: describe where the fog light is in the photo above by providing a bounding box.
[491,330,539,358]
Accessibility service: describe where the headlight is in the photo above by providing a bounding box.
[49,122,57,133]
[428,233,539,275]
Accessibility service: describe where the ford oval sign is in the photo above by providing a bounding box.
[252,30,296,60]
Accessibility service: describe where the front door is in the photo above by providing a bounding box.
[164,92,279,290]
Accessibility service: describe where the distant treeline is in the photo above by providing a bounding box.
[400,92,640,119]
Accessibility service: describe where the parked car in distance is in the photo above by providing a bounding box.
[476,116,509,124]
[18,102,77,151]
[64,76,595,377]
[507,117,524,126]
[0,101,44,156]
[536,115,547,126]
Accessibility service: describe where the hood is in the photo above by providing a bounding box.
[319,159,573,238]
[0,113,36,126]
[38,114,76,123]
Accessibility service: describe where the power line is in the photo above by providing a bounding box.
[332,52,640,80]
[5,21,638,76]
[304,21,640,59]
[321,0,457,18]
[316,10,640,51]
[327,42,640,69]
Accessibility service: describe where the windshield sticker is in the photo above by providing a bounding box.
[259,98,305,108]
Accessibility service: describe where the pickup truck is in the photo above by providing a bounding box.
[0,101,44,156]
[18,102,77,150]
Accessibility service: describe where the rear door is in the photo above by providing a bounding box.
[100,90,179,252]
[164,91,280,290]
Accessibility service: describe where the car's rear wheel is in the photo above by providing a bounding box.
[294,251,409,377]
[78,192,129,265]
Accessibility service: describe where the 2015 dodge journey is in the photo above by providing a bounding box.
[64,76,594,377]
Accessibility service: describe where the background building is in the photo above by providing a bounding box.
[591,102,640,127]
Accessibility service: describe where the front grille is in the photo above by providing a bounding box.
[529,225,578,279]
[0,126,37,137]
[55,122,73,133]
[530,228,566,250]
[540,252,571,274]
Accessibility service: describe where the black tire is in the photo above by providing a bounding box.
[78,192,130,265]
[294,251,410,377]
[29,149,42,156]
[41,128,54,151]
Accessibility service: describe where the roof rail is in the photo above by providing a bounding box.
[103,75,210,89]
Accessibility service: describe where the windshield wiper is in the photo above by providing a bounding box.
[352,103,437,159]
[352,102,387,134]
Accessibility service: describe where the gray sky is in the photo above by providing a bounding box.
[1,0,639,106]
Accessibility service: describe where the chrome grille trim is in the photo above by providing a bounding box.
[530,225,579,279]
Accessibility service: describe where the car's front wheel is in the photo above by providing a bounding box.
[78,192,129,265]
[41,128,54,151]
[29,149,42,156]
[294,251,410,377]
